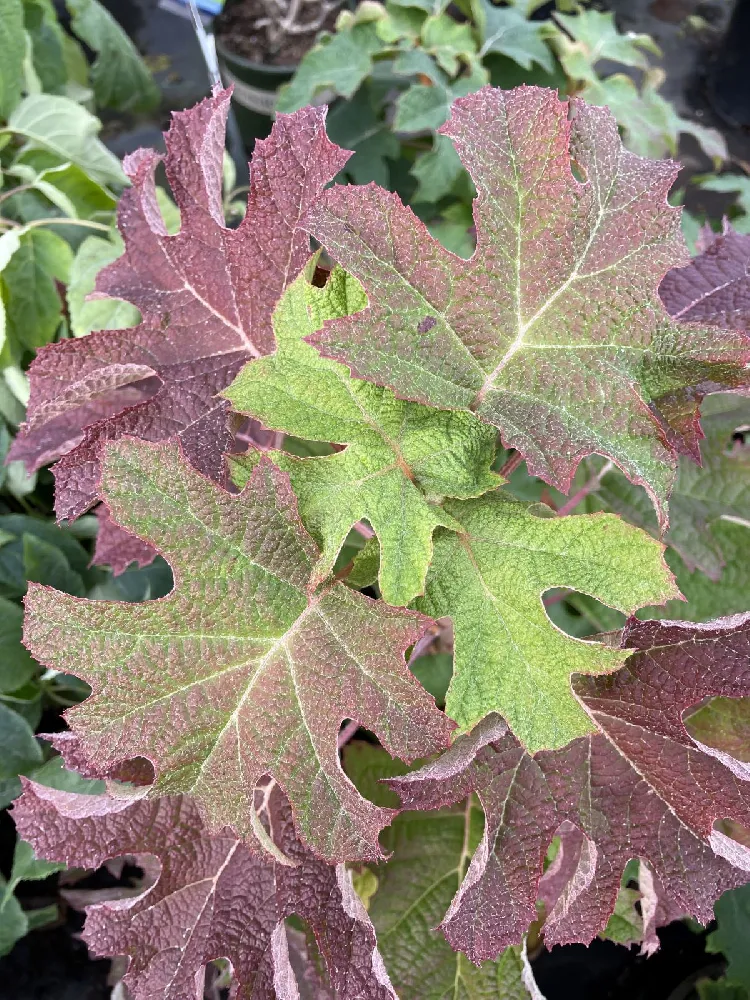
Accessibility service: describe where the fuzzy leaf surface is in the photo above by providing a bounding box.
[10,87,351,524]
[92,505,156,577]
[660,224,750,331]
[22,439,453,861]
[304,85,750,518]
[414,490,675,749]
[387,615,750,960]
[344,741,541,999]
[12,781,397,1000]
[225,262,500,607]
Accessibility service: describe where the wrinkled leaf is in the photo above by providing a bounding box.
[304,87,749,521]
[13,781,398,999]
[415,489,675,749]
[226,261,499,607]
[11,88,351,527]
[386,615,750,960]
[23,438,453,861]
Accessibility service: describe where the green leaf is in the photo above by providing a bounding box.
[421,14,477,76]
[394,81,452,133]
[9,838,65,889]
[0,0,25,118]
[408,651,452,705]
[344,741,540,999]
[600,887,643,946]
[579,71,726,162]
[28,754,104,793]
[0,229,72,359]
[0,514,91,599]
[698,175,750,234]
[13,148,117,219]
[22,0,68,94]
[276,24,384,112]
[476,1,553,71]
[67,234,140,337]
[326,83,401,188]
[698,980,749,1000]
[707,883,750,990]
[225,261,500,607]
[415,491,676,750]
[23,534,86,595]
[411,134,464,203]
[66,0,158,112]
[0,702,42,781]
[23,439,454,862]
[0,597,36,693]
[8,94,126,189]
[0,877,28,957]
[552,8,660,81]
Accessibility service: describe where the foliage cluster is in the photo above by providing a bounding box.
[2,21,750,998]
[278,0,734,258]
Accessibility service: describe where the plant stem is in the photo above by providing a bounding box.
[556,460,614,517]
[23,217,112,233]
[338,720,360,749]
[499,450,524,478]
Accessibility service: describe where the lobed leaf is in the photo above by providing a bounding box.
[303,85,750,521]
[225,261,500,607]
[13,780,397,999]
[344,741,543,999]
[22,438,453,861]
[414,490,676,750]
[10,87,351,526]
[386,615,750,961]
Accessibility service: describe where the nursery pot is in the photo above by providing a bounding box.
[215,36,296,147]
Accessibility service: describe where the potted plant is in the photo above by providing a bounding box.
[213,0,344,142]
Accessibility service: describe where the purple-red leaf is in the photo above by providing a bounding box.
[10,87,351,523]
[13,781,396,1000]
[93,506,156,576]
[660,223,750,331]
[386,615,750,961]
[304,85,750,520]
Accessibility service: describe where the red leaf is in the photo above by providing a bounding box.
[386,615,750,961]
[13,781,396,1000]
[304,86,750,521]
[93,506,156,576]
[10,88,351,524]
[660,222,750,331]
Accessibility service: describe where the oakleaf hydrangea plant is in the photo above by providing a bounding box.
[10,85,750,998]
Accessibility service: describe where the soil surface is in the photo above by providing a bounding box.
[214,0,341,65]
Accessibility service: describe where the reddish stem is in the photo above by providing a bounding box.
[556,461,613,517]
[500,451,525,478]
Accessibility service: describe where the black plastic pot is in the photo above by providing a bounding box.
[215,36,296,147]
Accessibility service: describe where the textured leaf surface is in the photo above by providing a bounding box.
[414,490,675,749]
[23,439,453,861]
[92,505,156,576]
[344,741,541,999]
[386,615,750,960]
[13,781,397,999]
[588,394,750,581]
[660,224,750,332]
[225,262,500,607]
[10,87,351,523]
[304,85,750,518]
